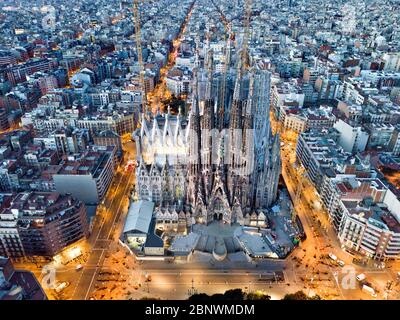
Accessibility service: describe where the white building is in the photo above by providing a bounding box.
[334,119,369,153]
[166,67,192,96]
[71,68,95,86]
[388,126,400,155]
[382,52,400,72]
[338,200,400,260]
[271,81,305,117]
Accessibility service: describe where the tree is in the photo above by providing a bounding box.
[282,290,321,300]
[189,289,272,301]
[247,292,271,300]
[188,289,245,301]
[188,293,211,301]
[221,289,245,300]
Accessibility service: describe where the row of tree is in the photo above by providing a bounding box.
[188,289,321,301]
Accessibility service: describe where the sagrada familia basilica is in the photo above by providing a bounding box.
[134,44,281,229]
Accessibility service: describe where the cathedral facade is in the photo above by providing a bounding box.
[134,63,281,228]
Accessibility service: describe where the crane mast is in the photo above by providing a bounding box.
[241,0,252,72]
[133,0,147,116]
[232,0,252,102]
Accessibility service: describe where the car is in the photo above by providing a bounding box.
[356,273,366,282]
[76,264,83,271]
[337,260,345,267]
[144,273,152,282]
[55,282,70,293]
[328,253,337,261]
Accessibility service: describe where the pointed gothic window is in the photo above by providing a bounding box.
[214,197,224,212]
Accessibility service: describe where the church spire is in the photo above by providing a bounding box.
[242,71,254,154]
[205,49,214,100]
[186,37,202,210]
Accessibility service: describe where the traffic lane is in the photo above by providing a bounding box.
[94,240,112,250]
[282,168,335,280]
[96,173,132,240]
[74,167,135,299]
[143,269,285,276]
[282,146,331,230]
[79,169,134,299]
[72,250,104,299]
[84,251,108,300]
[282,161,329,245]
[111,194,133,240]
[140,259,286,271]
[144,279,301,300]
[71,267,97,300]
[90,172,124,242]
[148,274,287,286]
[282,169,320,249]
[106,170,136,240]
[100,181,132,240]
[86,249,104,265]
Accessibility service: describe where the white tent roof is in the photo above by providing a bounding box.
[123,200,154,234]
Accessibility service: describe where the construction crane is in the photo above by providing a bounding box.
[241,0,252,72]
[232,0,252,87]
[229,0,253,101]
[133,0,147,117]
[204,24,211,68]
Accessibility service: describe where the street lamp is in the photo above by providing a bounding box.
[187,278,197,297]
[307,275,314,297]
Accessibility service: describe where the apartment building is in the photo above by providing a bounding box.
[0,192,89,257]
[280,105,336,133]
[338,199,400,260]
[53,145,116,204]
[296,128,348,191]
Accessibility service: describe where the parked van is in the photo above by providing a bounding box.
[362,284,377,297]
